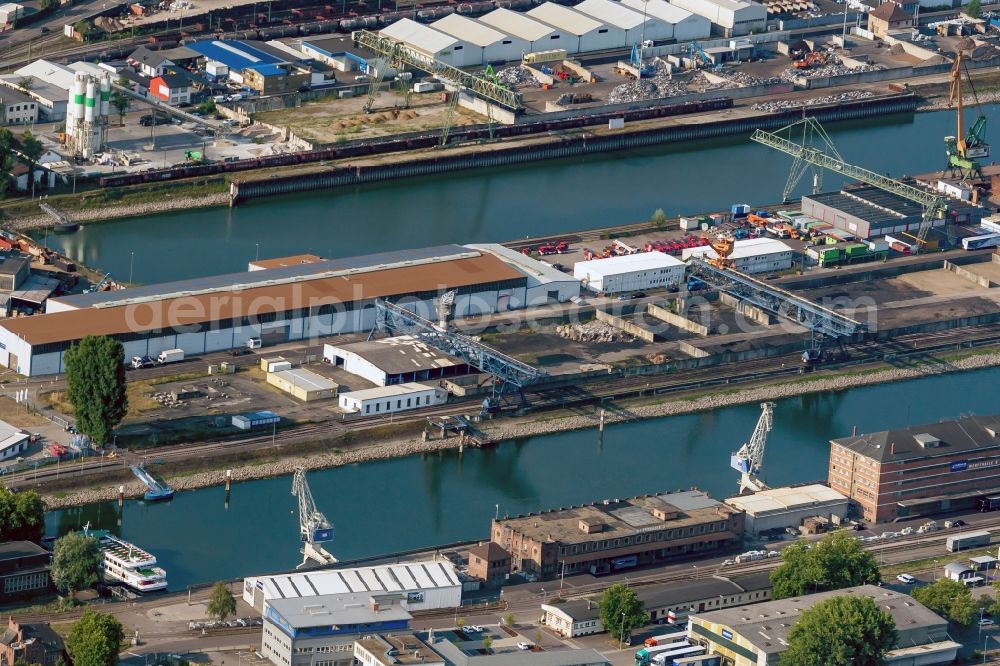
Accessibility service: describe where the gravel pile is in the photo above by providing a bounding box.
[494,66,537,89]
[751,90,874,112]
[780,56,884,81]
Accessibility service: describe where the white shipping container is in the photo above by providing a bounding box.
[982,217,1000,234]
[867,239,889,252]
[413,81,444,93]
[680,217,700,230]
[608,117,625,130]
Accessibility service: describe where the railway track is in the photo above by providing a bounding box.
[7,323,1000,490]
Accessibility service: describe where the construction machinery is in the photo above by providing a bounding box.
[291,468,336,568]
[794,51,826,69]
[945,49,989,179]
[705,232,736,269]
[730,402,775,495]
[751,117,948,253]
[688,41,719,70]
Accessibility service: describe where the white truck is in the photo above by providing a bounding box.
[157,348,185,365]
[130,355,154,369]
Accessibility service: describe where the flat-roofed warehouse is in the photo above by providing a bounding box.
[0,245,528,377]
[527,2,627,53]
[380,18,481,67]
[724,484,849,536]
[620,0,711,40]
[467,243,581,306]
[323,335,470,386]
[478,8,570,52]
[242,560,462,612]
[689,585,959,666]
[490,489,744,579]
[431,14,530,64]
[669,0,766,36]
[573,0,674,43]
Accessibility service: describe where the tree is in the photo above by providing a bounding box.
[651,208,667,228]
[782,595,897,666]
[455,617,466,628]
[482,636,493,650]
[770,531,880,599]
[598,583,648,644]
[40,0,60,11]
[207,581,237,623]
[912,578,977,627]
[197,97,216,116]
[502,612,515,626]
[0,487,46,542]
[967,0,981,18]
[66,610,124,666]
[50,532,101,598]
[18,130,43,193]
[64,335,128,446]
[109,92,129,126]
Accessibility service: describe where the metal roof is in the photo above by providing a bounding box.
[269,368,337,391]
[528,2,604,35]
[466,243,579,287]
[574,251,684,278]
[14,59,74,90]
[725,484,848,516]
[683,238,793,262]
[327,336,462,375]
[249,560,461,601]
[831,414,1000,463]
[380,18,459,55]
[621,0,703,24]
[339,382,440,402]
[186,40,285,71]
[49,245,475,310]
[479,8,558,41]
[432,13,509,47]
[248,63,288,76]
[267,594,412,629]
[573,0,647,29]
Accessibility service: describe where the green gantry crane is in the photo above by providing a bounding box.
[945,49,989,179]
[751,117,949,253]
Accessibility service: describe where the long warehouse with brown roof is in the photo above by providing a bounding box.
[0,245,543,377]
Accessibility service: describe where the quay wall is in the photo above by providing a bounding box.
[230,94,917,204]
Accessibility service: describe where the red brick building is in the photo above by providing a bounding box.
[829,415,1000,523]
[0,617,66,666]
[467,542,510,585]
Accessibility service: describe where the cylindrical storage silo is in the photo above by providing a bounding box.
[84,79,95,123]
[64,86,75,136]
[99,74,110,118]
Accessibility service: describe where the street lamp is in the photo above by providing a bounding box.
[618,610,626,650]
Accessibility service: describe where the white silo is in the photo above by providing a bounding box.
[99,74,110,118]
[73,73,85,125]
[64,86,75,136]
[84,79,95,124]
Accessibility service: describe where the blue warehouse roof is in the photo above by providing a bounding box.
[249,63,288,76]
[186,40,285,71]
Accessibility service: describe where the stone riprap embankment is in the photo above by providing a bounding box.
[6,194,230,231]
[42,351,1000,509]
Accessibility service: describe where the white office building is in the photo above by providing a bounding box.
[682,238,795,275]
[574,251,686,294]
[338,383,448,415]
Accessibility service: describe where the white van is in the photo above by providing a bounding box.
[246,338,262,349]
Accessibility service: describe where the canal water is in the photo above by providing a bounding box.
[36,107,1000,284]
[45,366,1000,590]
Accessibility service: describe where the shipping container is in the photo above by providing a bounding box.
[946,530,991,552]
[157,348,185,364]
[844,243,868,258]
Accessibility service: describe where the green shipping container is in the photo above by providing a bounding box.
[845,244,868,257]
[819,248,840,260]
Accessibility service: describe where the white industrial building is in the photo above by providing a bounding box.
[0,245,532,377]
[573,0,673,43]
[244,560,462,612]
[682,237,795,274]
[323,335,468,386]
[467,243,581,306]
[0,420,29,462]
[479,7,570,52]
[574,251,686,294]
[527,2,626,53]
[379,18,478,67]
[338,382,448,415]
[431,14,529,64]
[620,0,712,41]
[725,484,849,536]
[669,0,766,35]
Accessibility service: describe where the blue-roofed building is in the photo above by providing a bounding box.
[242,62,313,95]
[185,40,286,84]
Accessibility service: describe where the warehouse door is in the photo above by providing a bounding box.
[260,325,289,345]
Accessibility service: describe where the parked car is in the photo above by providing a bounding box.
[139,113,171,126]
[981,618,995,627]
[516,642,532,651]
[896,573,916,584]
[952,520,967,528]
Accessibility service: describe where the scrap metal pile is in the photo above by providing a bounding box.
[608,61,686,103]
[557,321,636,343]
[780,55,884,81]
[750,90,874,112]
[689,71,739,91]
[712,70,783,86]
[493,66,537,89]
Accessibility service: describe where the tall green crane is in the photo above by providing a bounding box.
[945,50,990,179]
[751,118,948,253]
